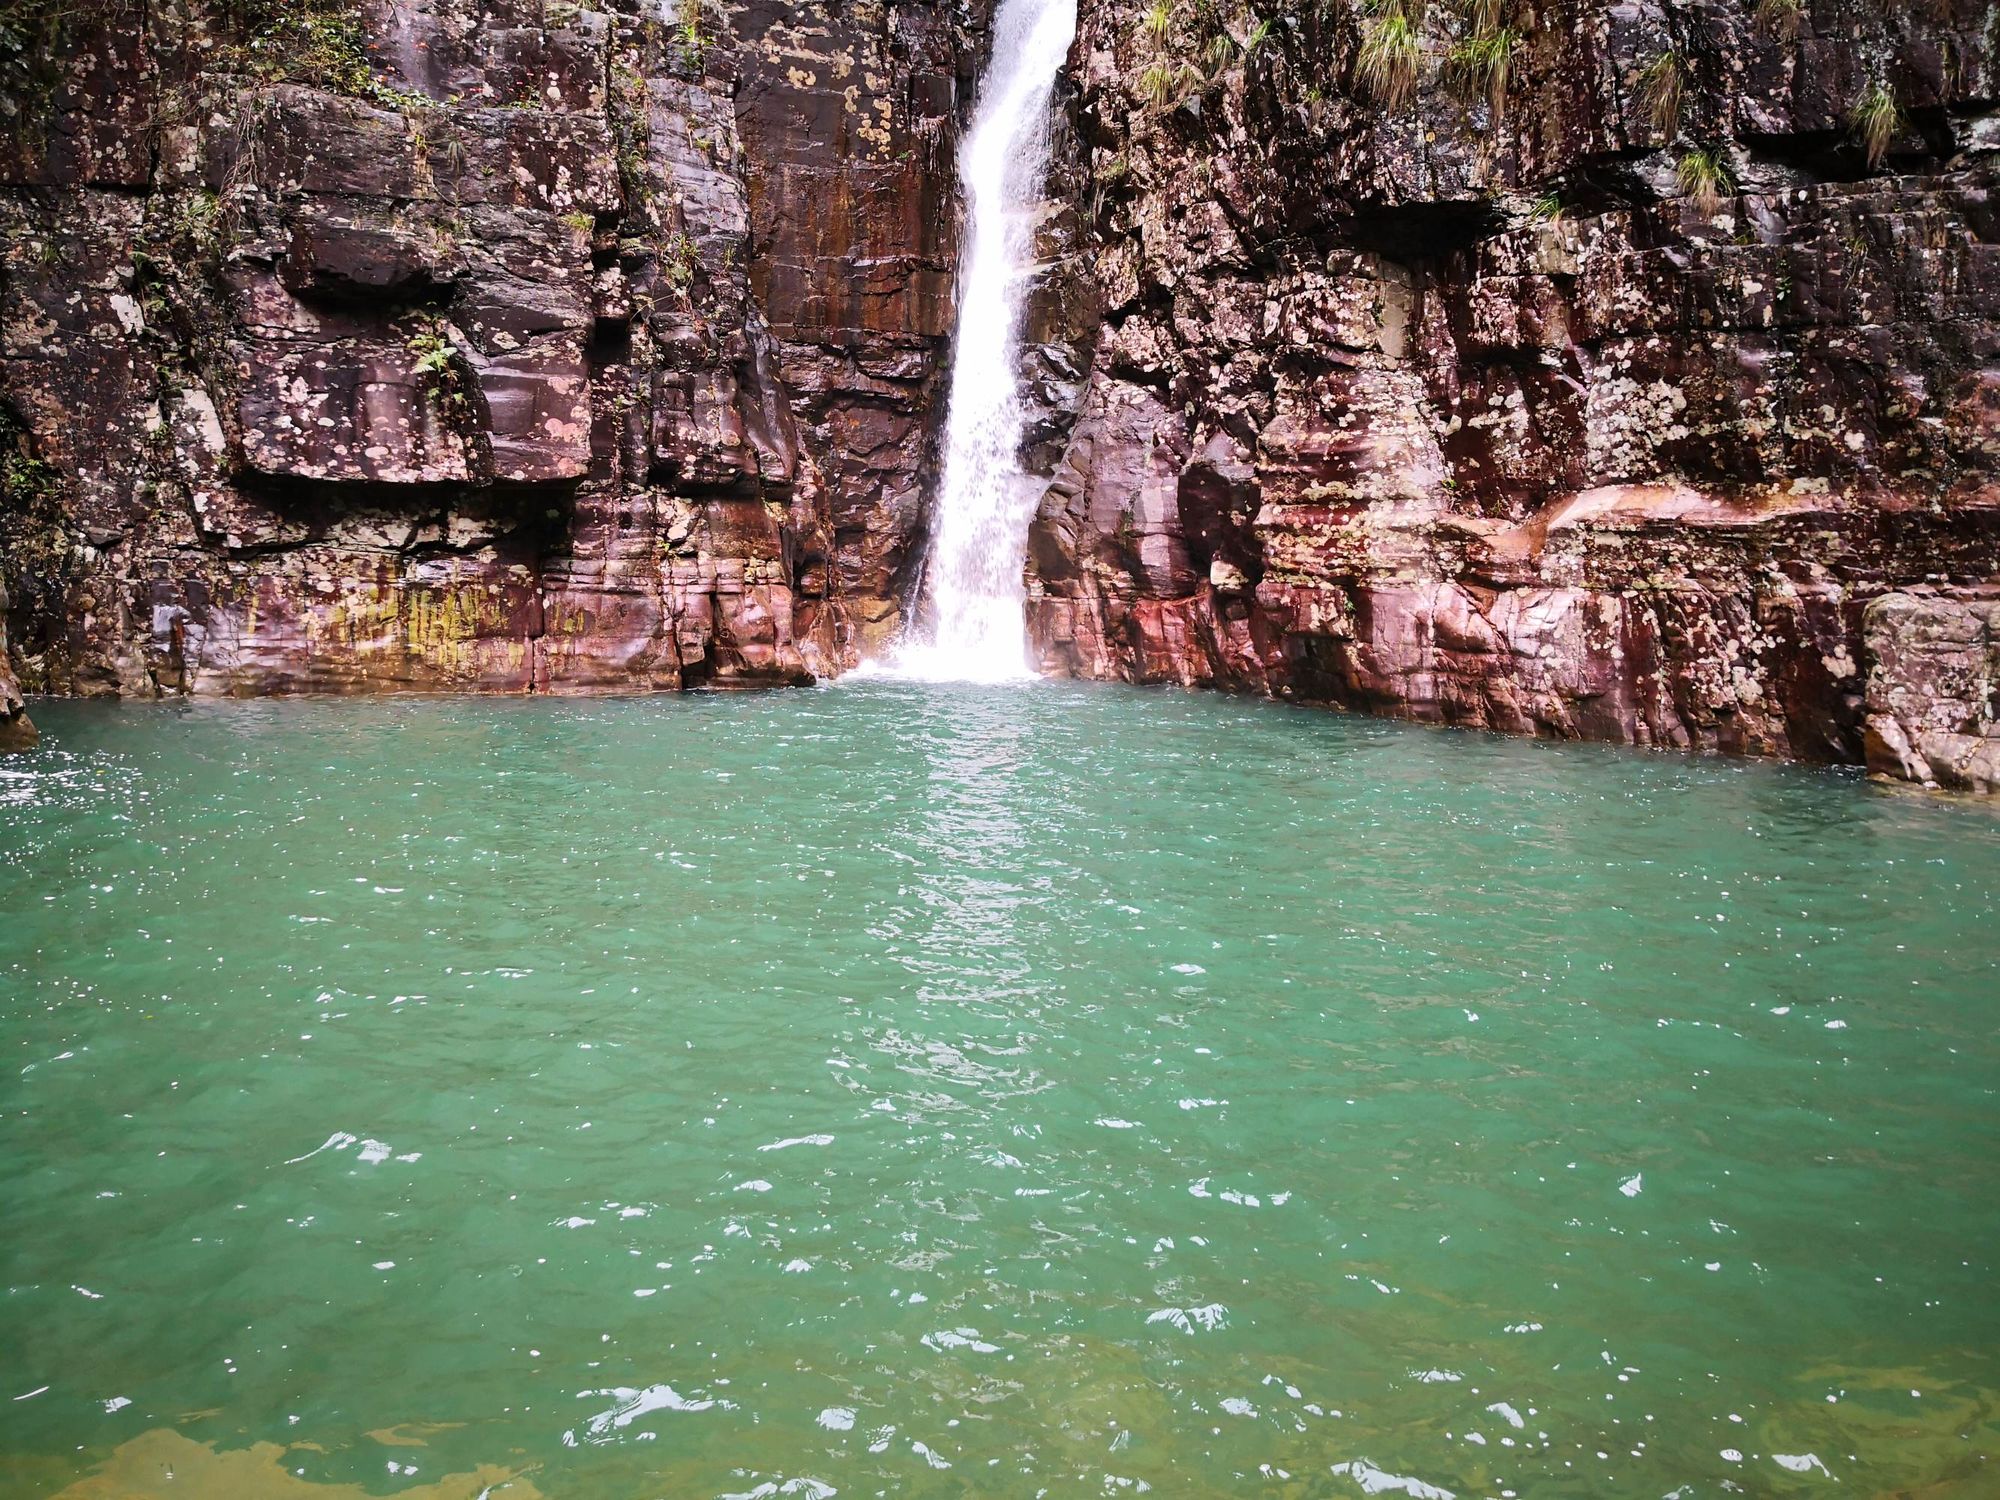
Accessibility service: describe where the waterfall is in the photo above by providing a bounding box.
[878,0,1077,683]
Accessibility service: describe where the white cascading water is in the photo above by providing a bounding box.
[877,0,1077,683]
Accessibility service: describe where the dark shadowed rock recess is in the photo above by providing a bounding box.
[3,0,1996,790]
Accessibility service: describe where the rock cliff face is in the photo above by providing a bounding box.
[1,0,988,704]
[1024,0,2000,789]
[4,0,1997,791]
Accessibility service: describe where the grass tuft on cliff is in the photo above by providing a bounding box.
[210,0,430,110]
[1850,80,1903,168]
[1358,4,1425,111]
[1637,49,1685,135]
[1445,24,1519,119]
[1675,147,1734,216]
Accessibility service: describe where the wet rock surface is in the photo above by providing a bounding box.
[0,579,30,750]
[1,0,991,706]
[1023,0,2000,785]
[1863,588,2000,792]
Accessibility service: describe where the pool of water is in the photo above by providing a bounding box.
[3,682,1997,1498]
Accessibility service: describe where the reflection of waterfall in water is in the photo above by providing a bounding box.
[891,689,1038,1013]
[872,0,1077,683]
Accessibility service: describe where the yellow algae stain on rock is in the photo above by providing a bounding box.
[402,586,503,674]
[43,1428,540,1500]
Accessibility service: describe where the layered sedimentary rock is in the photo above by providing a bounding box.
[6,0,1997,791]
[0,0,986,703]
[1024,0,2000,785]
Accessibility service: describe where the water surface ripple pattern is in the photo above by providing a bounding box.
[3,683,1998,1497]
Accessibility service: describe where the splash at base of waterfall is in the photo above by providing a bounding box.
[848,638,1040,686]
[866,0,1077,685]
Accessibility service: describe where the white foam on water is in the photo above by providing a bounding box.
[1146,1303,1228,1334]
[720,1481,837,1500]
[1329,1459,1456,1498]
[922,1328,1000,1354]
[759,1134,835,1151]
[565,1383,725,1447]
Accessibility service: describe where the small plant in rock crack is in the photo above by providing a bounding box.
[1528,189,1565,224]
[1138,60,1178,107]
[1358,1,1425,111]
[164,189,226,262]
[672,0,707,66]
[1675,146,1734,216]
[1637,49,1685,135]
[1850,79,1902,168]
[406,326,470,418]
[1140,0,1175,47]
[660,231,699,294]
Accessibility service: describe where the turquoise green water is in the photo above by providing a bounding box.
[3,683,1998,1500]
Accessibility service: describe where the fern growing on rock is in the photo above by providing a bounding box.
[405,325,471,418]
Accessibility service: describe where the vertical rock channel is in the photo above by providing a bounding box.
[883,0,1077,683]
